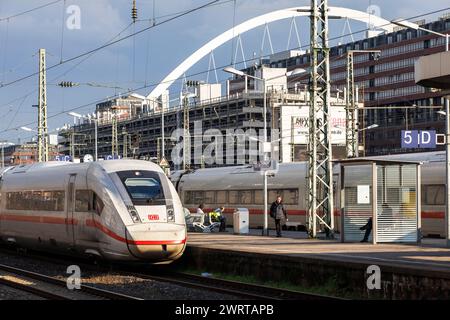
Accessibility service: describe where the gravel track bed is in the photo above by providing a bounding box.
[0,285,44,300]
[0,252,239,300]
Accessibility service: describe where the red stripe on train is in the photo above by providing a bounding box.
[85,219,186,246]
[0,214,78,225]
[0,214,185,246]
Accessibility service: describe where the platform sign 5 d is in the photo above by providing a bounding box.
[401,130,444,149]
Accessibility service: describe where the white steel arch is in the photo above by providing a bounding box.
[147,6,395,99]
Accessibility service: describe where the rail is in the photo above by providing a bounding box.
[0,246,344,300]
[0,263,142,300]
[121,268,344,301]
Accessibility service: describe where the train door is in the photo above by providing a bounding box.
[66,174,76,247]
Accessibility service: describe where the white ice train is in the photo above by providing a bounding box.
[0,160,187,263]
[171,151,447,238]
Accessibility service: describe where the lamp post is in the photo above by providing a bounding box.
[224,66,306,236]
[357,124,379,132]
[393,18,450,247]
[68,112,98,161]
[181,92,197,171]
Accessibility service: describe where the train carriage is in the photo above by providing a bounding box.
[172,151,447,237]
[0,160,187,263]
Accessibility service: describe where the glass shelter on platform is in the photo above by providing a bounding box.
[339,159,421,244]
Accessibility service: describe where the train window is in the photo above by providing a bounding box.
[116,171,167,205]
[229,191,240,204]
[92,192,104,216]
[269,190,282,203]
[424,185,445,205]
[204,191,216,204]
[53,191,65,211]
[283,189,299,205]
[240,190,253,205]
[216,190,227,204]
[75,190,91,212]
[32,191,42,209]
[75,190,104,215]
[124,178,162,199]
[191,191,204,205]
[254,191,263,205]
[184,191,193,204]
[6,190,65,211]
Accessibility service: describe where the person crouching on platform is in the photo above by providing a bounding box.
[212,207,227,232]
[270,196,288,237]
[359,217,373,243]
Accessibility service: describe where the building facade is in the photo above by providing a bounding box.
[262,15,450,155]
[62,15,450,165]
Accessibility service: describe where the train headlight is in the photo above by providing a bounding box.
[167,207,175,222]
[127,205,141,223]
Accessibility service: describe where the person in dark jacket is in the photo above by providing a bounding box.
[270,196,288,237]
[359,217,373,242]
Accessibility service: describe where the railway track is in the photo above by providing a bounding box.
[123,268,344,300]
[0,263,142,300]
[0,246,343,300]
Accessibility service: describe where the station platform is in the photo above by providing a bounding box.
[178,229,450,299]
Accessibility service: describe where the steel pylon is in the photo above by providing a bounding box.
[346,51,358,158]
[307,0,334,238]
[38,49,48,162]
[111,109,118,157]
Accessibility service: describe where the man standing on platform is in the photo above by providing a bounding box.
[270,196,288,237]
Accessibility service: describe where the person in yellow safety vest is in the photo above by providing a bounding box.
[210,207,227,232]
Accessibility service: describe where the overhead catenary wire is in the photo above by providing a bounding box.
[2,60,445,137]
[0,21,135,111]
[1,18,10,84]
[59,0,66,63]
[0,52,37,77]
[3,6,450,136]
[1,3,447,94]
[4,3,450,92]
[0,0,224,90]
[0,0,63,22]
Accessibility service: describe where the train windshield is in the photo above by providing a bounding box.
[116,170,167,205]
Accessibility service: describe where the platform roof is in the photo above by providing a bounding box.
[415,51,450,90]
[336,158,422,166]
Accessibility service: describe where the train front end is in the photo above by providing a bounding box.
[104,161,187,262]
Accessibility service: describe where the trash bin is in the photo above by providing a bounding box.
[233,208,249,234]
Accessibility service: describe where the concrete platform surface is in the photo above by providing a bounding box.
[186,230,450,275]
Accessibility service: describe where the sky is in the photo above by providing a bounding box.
[0,0,449,143]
